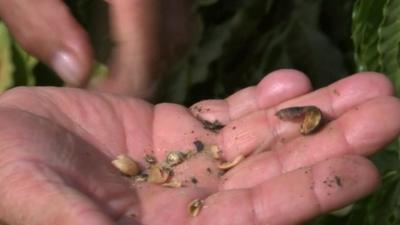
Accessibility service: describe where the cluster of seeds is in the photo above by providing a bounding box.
[111,142,245,217]
[111,105,323,218]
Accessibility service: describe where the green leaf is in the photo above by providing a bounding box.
[0,22,14,91]
[377,0,400,93]
[0,22,37,88]
[349,171,400,225]
[352,0,400,94]
[352,0,386,72]
[11,43,37,86]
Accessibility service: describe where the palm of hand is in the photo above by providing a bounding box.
[0,71,398,225]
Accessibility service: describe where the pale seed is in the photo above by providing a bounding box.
[218,155,245,170]
[185,150,196,159]
[144,154,157,164]
[188,199,204,217]
[112,154,140,176]
[208,145,221,159]
[147,165,170,184]
[166,151,186,166]
[162,179,183,188]
[134,173,148,183]
[300,106,322,135]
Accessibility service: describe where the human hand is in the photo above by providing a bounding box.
[0,0,195,97]
[0,70,398,225]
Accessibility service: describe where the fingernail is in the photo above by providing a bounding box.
[52,51,84,86]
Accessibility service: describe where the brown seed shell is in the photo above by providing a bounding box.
[166,151,186,166]
[275,106,307,120]
[188,199,204,217]
[144,154,157,164]
[134,173,148,183]
[185,149,196,159]
[276,106,322,135]
[147,165,170,184]
[217,155,245,170]
[111,154,140,176]
[162,179,183,188]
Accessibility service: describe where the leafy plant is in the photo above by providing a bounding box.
[157,0,353,105]
[0,23,14,90]
[340,0,400,224]
[0,23,39,89]
[353,0,400,93]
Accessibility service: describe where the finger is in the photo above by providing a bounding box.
[0,0,92,86]
[222,96,400,189]
[190,69,312,125]
[99,0,196,97]
[192,156,379,225]
[217,72,394,160]
[98,0,161,97]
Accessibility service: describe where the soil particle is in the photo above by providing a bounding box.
[334,176,342,187]
[192,105,203,113]
[201,119,225,132]
[193,140,205,152]
[333,89,340,96]
[191,177,198,184]
[323,175,343,188]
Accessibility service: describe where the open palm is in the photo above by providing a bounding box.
[0,70,398,225]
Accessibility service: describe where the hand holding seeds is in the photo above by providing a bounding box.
[0,70,398,225]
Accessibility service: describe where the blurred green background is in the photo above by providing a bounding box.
[1,0,400,224]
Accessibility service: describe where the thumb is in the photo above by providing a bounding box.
[98,0,164,98]
[0,161,114,225]
[0,0,92,86]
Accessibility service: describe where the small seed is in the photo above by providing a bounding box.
[276,106,322,135]
[134,173,148,183]
[112,154,140,176]
[162,179,183,188]
[144,154,157,164]
[166,151,186,166]
[185,150,196,159]
[208,145,221,159]
[300,106,322,135]
[147,165,170,184]
[218,155,245,170]
[188,199,204,217]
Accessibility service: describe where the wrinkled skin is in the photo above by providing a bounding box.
[0,70,399,225]
[0,0,196,97]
